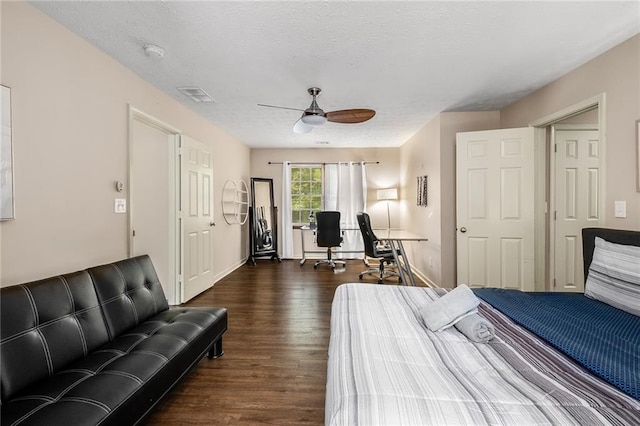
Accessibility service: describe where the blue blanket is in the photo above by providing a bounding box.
[474,289,640,400]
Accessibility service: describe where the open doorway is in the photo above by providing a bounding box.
[128,107,180,304]
[530,94,606,291]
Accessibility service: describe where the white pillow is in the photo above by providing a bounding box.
[585,237,640,317]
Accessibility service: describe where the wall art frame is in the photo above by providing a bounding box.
[637,119,640,192]
[417,175,428,207]
[1,85,14,220]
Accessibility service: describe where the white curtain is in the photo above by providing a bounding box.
[324,162,367,256]
[281,161,294,259]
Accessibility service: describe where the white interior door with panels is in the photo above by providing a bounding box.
[456,127,535,291]
[551,126,601,292]
[181,135,215,303]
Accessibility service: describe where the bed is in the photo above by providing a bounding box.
[325,228,640,425]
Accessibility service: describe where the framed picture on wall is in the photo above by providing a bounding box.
[637,119,640,192]
[1,85,15,220]
[417,175,428,207]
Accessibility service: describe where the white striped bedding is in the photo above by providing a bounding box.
[325,284,640,426]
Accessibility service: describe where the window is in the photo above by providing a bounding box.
[291,165,323,224]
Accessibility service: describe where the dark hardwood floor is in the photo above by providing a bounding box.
[146,259,407,425]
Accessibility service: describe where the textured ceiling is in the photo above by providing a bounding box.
[31,1,640,148]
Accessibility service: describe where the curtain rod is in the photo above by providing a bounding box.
[267,161,380,165]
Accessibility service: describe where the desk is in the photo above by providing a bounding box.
[298,225,363,266]
[298,227,426,286]
[380,231,428,287]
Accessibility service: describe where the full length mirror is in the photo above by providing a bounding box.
[253,180,274,251]
[249,177,280,264]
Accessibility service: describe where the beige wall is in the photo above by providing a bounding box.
[501,34,640,231]
[399,112,500,287]
[400,115,441,284]
[1,2,250,286]
[250,148,400,258]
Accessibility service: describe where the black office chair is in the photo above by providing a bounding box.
[356,212,401,283]
[314,211,346,270]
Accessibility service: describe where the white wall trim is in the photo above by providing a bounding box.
[533,127,547,291]
[529,94,605,128]
[409,264,438,288]
[211,257,249,286]
[552,123,599,131]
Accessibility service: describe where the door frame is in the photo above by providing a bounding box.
[128,106,182,304]
[529,93,607,290]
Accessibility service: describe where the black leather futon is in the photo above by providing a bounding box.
[0,255,227,425]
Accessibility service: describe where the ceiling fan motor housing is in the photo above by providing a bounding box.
[302,88,327,125]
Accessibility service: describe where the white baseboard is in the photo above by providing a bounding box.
[212,257,248,285]
[409,264,438,288]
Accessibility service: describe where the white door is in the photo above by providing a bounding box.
[181,135,215,302]
[456,127,535,291]
[552,127,601,292]
[131,118,178,304]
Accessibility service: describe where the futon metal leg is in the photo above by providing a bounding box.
[208,338,224,359]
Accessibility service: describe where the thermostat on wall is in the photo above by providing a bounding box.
[114,198,127,213]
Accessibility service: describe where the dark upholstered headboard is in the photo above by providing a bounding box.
[582,228,640,279]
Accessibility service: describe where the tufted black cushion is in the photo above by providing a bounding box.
[0,255,227,426]
[0,271,110,402]
[88,256,169,339]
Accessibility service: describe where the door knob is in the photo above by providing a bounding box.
[460,227,467,233]
[210,221,216,227]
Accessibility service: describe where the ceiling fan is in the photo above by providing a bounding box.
[258,87,376,134]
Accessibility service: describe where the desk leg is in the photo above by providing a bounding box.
[299,230,307,266]
[389,241,407,286]
[396,241,416,286]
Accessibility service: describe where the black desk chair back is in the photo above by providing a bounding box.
[356,212,401,283]
[314,211,346,270]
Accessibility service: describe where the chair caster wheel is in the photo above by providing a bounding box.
[359,274,363,280]
[314,265,318,269]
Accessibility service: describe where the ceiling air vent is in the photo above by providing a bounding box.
[177,87,215,103]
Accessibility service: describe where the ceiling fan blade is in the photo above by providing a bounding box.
[293,118,313,134]
[326,109,376,124]
[257,103,305,112]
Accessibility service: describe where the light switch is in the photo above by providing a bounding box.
[114,198,127,213]
[614,200,626,218]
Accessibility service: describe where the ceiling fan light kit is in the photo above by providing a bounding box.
[258,87,375,134]
[293,119,313,134]
[300,113,327,125]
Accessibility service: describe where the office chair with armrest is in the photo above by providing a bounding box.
[314,211,346,270]
[356,212,401,284]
